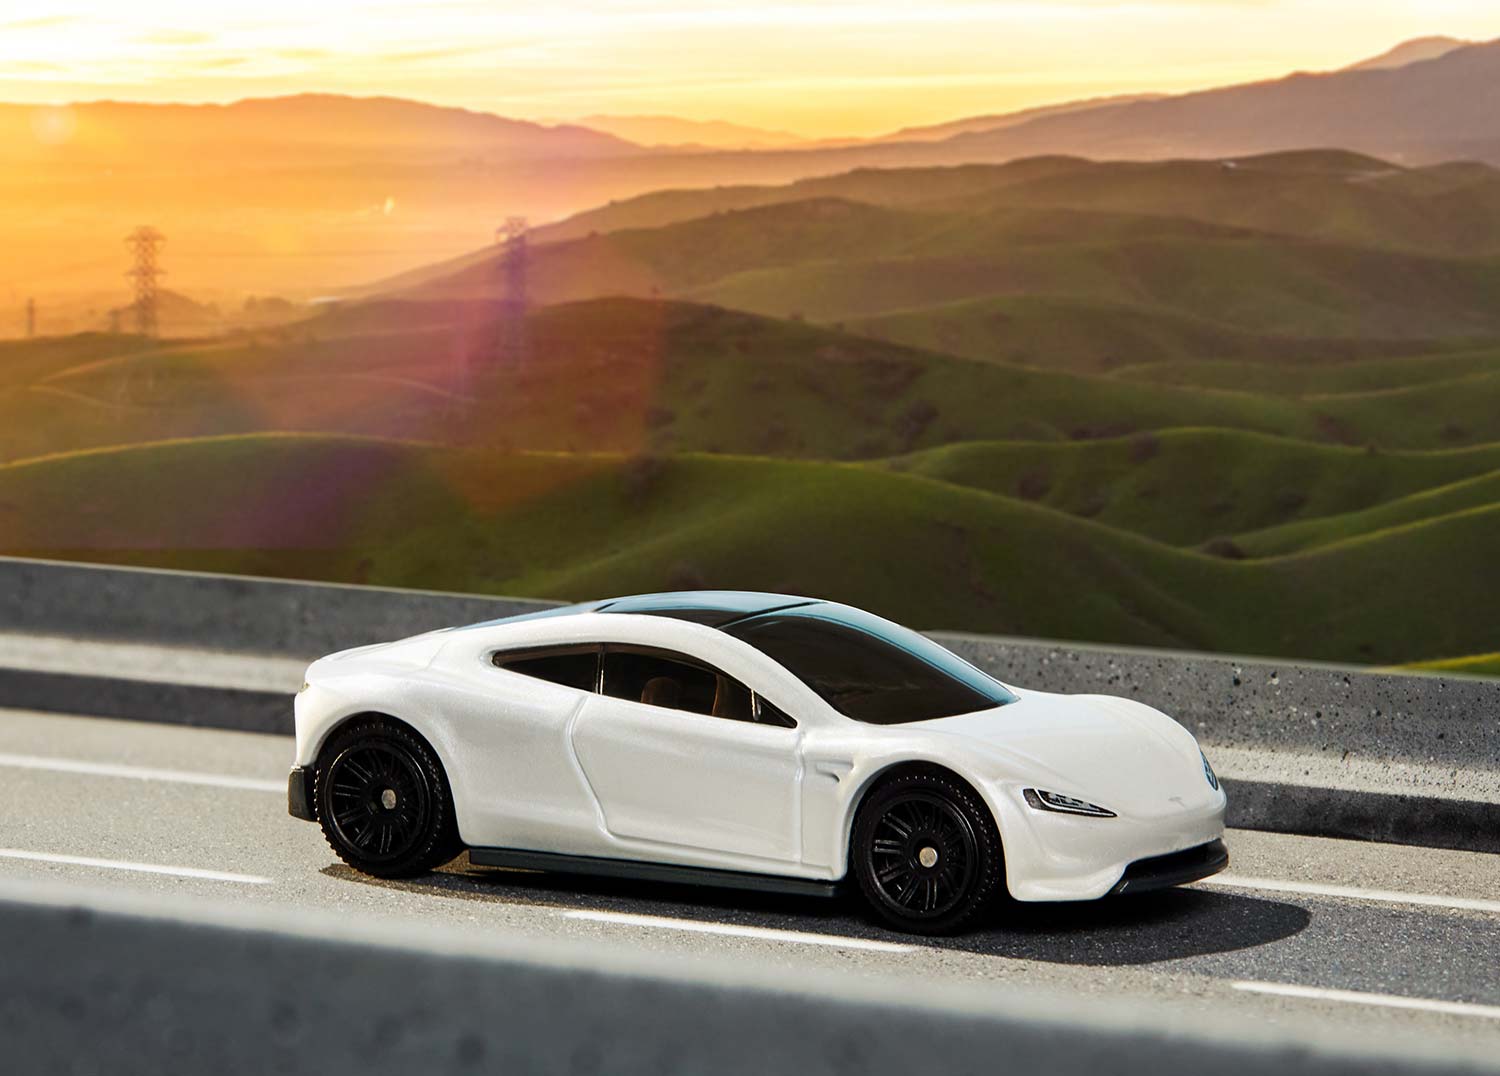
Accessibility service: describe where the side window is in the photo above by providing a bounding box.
[602,646,755,723]
[754,696,797,729]
[492,646,599,691]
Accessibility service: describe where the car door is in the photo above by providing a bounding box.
[570,644,803,864]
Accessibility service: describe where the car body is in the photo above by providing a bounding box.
[289,591,1227,932]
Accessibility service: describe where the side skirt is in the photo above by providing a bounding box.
[467,846,842,899]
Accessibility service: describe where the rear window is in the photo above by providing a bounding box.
[725,605,1015,725]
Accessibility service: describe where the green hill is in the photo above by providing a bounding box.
[891,430,1500,546]
[688,237,1500,337]
[392,190,1500,351]
[3,432,1498,667]
[16,298,1500,469]
[1109,348,1500,394]
[531,151,1500,258]
[1233,468,1500,556]
[848,296,1433,373]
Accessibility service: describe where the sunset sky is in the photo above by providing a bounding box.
[1,1,1497,137]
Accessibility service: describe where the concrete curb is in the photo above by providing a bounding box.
[3,879,1495,1076]
[1219,778,1500,855]
[0,668,291,735]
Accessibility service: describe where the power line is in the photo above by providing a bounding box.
[497,216,529,363]
[124,226,166,338]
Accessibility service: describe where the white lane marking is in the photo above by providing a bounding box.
[0,849,273,885]
[1233,981,1500,1021]
[0,752,283,793]
[1203,874,1500,916]
[563,909,914,953]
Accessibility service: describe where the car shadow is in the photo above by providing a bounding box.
[322,854,1310,966]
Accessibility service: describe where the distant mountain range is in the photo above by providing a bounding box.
[0,93,638,166]
[575,114,809,150]
[6,34,1500,305]
[1343,36,1473,71]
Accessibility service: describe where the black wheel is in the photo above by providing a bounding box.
[851,769,1004,935]
[314,716,461,878]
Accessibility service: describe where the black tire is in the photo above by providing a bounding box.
[851,769,1004,935]
[314,716,461,878]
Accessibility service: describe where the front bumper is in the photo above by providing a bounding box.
[288,766,315,821]
[1109,838,1228,895]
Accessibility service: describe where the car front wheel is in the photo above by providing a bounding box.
[852,769,1004,934]
[314,717,461,878]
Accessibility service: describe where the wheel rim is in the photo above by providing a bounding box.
[865,791,978,920]
[326,740,432,863]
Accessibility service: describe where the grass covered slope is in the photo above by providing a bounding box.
[847,296,1430,372]
[1233,469,1500,556]
[890,430,1500,546]
[3,432,1498,667]
[1402,653,1500,677]
[1109,348,1500,394]
[12,298,1500,466]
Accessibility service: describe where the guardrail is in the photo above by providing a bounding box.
[1,555,1495,851]
[3,879,1493,1076]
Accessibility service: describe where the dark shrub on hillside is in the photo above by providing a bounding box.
[621,453,666,500]
[898,400,939,445]
[1203,537,1248,560]
[645,405,675,428]
[1315,412,1358,445]
[1015,469,1051,501]
[1274,490,1307,515]
[1075,491,1107,518]
[1128,431,1161,463]
[758,419,790,453]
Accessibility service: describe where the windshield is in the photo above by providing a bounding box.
[724,603,1016,725]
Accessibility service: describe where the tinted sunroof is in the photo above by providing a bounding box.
[598,591,817,627]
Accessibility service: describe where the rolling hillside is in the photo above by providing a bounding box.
[890,431,1500,547]
[2,432,1496,667]
[389,158,1500,368]
[530,151,1500,258]
[25,296,1500,465]
[8,131,1500,672]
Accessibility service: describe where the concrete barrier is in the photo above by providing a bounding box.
[2,879,1494,1076]
[0,555,554,656]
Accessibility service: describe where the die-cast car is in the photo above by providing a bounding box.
[289,591,1227,933]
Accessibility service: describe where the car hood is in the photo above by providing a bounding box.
[918,689,1216,818]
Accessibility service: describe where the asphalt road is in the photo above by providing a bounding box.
[4,707,1500,1057]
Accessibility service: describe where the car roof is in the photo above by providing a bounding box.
[596,591,819,628]
[455,591,822,634]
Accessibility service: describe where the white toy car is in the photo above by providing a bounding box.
[289,592,1227,933]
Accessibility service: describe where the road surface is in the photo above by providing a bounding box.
[3,707,1498,1055]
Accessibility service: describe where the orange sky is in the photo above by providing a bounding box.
[1,2,1497,137]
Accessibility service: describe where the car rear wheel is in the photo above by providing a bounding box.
[315,717,461,878]
[852,770,1004,934]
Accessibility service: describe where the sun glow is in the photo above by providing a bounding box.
[0,1,1496,137]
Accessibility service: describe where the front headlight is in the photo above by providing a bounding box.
[1201,749,1219,791]
[1023,788,1116,818]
